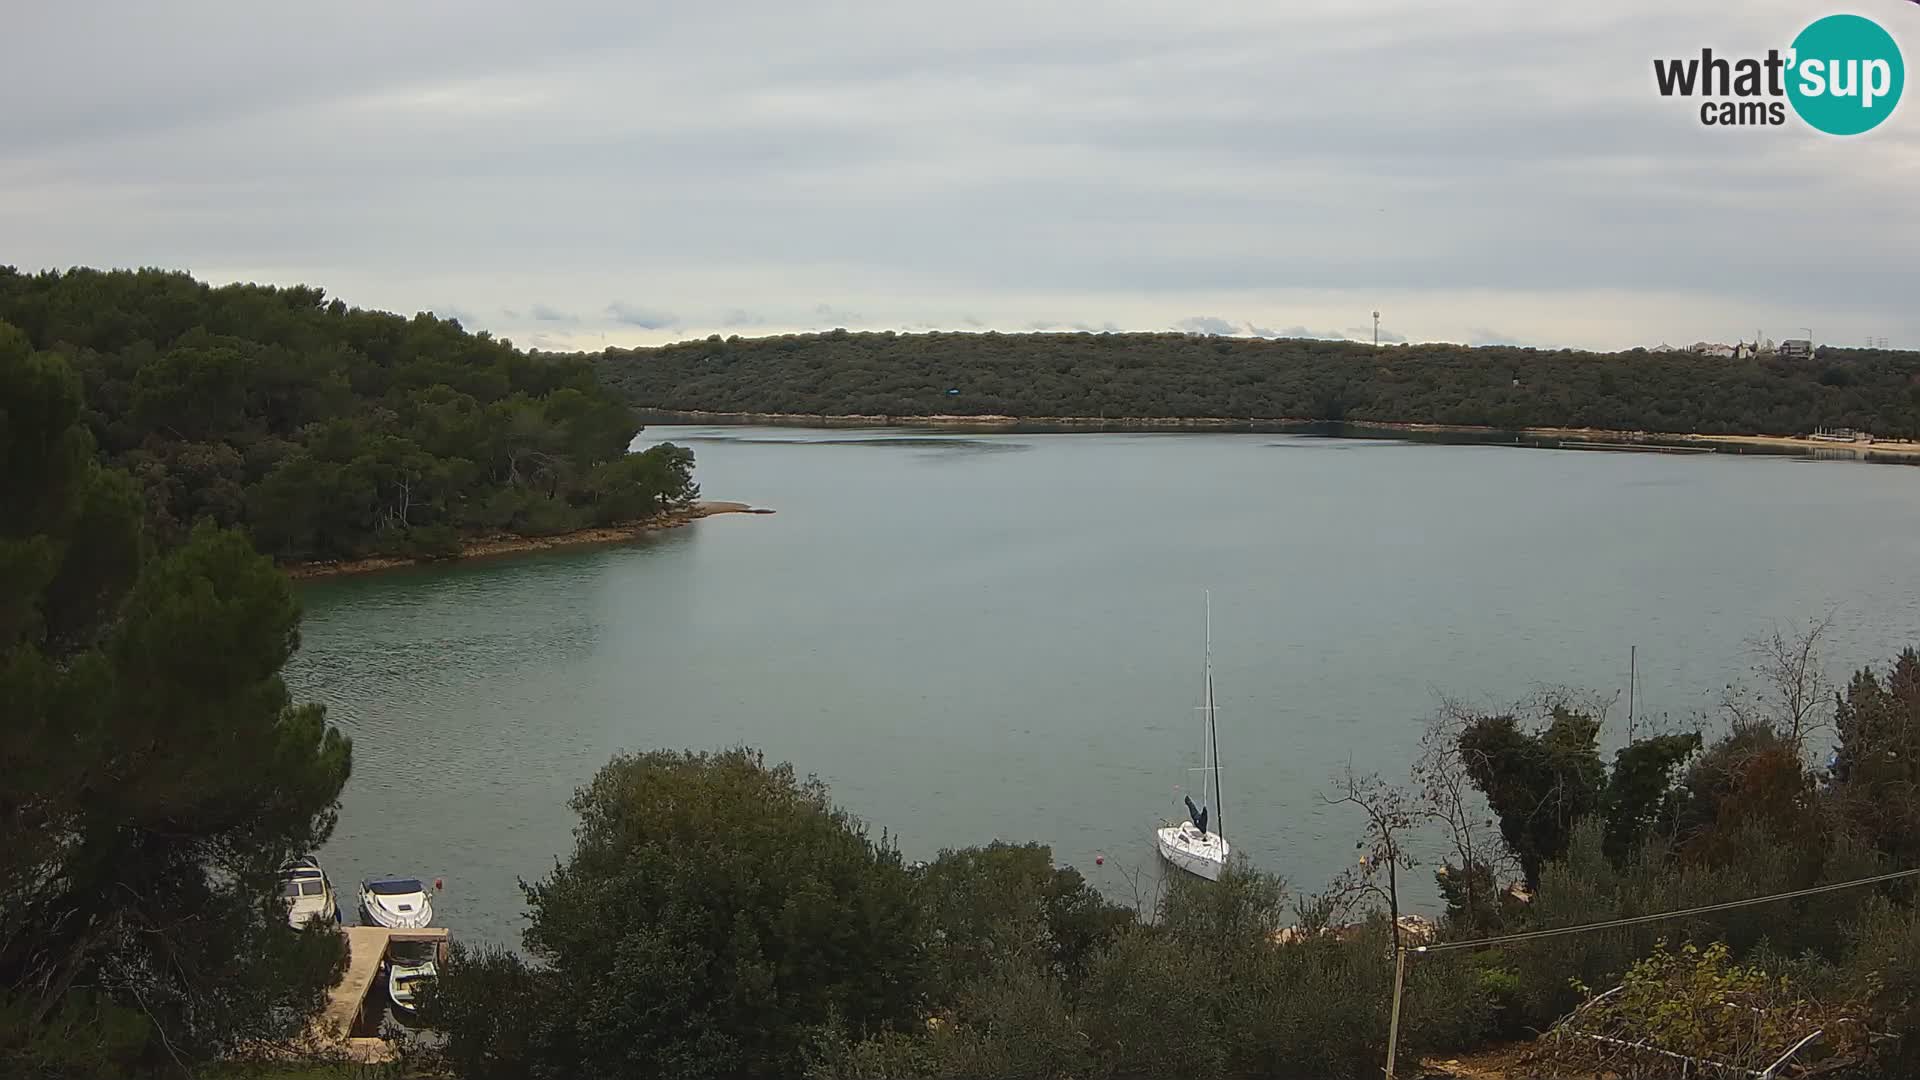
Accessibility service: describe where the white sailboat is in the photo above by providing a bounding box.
[1155,592,1230,880]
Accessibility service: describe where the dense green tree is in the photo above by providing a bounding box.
[1457,708,1606,890]
[911,841,1131,1002]
[433,748,925,1080]
[0,332,352,1076]
[580,443,699,525]
[815,860,1490,1080]
[1603,731,1702,858]
[1830,649,1920,863]
[1668,721,1819,862]
[594,330,1920,439]
[0,267,698,565]
[1457,706,1699,888]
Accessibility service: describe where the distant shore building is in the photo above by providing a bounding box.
[1689,341,1737,358]
[1780,338,1814,358]
[1810,427,1870,443]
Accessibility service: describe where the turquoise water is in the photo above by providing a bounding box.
[286,427,1920,943]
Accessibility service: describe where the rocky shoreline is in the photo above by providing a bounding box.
[640,410,1920,459]
[281,501,771,580]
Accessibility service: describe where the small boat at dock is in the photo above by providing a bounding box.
[280,855,340,928]
[360,876,435,929]
[384,937,441,1015]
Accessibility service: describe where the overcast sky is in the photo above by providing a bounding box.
[5,1,1916,351]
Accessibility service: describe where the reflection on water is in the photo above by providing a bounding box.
[289,427,1920,945]
[676,432,1031,456]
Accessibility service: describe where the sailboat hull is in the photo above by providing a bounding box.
[1156,823,1228,880]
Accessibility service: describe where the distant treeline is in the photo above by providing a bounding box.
[0,267,696,563]
[593,330,1920,438]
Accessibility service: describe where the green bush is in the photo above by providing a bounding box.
[1472,965,1526,1038]
[435,748,924,1080]
[418,944,560,1080]
[812,861,1493,1080]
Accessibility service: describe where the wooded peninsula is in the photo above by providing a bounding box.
[593,330,1920,439]
[0,267,699,568]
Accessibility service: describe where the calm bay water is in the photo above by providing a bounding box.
[285,427,1920,944]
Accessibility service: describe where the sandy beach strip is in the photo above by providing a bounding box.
[644,409,1920,459]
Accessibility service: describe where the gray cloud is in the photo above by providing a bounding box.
[1469,327,1526,347]
[811,302,863,327]
[525,332,578,351]
[3,2,1914,350]
[1177,316,1240,336]
[530,303,575,323]
[605,302,676,329]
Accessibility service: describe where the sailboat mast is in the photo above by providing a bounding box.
[1206,591,1222,838]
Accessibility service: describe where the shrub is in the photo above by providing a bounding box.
[1533,940,1873,1077]
[436,748,925,1080]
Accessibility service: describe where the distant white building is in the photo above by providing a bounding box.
[1689,341,1737,358]
[1780,338,1814,358]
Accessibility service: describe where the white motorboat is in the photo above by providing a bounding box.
[385,938,441,1014]
[1154,592,1231,880]
[279,855,340,928]
[360,876,435,929]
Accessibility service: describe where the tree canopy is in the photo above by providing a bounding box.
[1830,648,1920,864]
[1,327,352,1076]
[594,330,1920,438]
[429,748,927,1080]
[0,266,698,565]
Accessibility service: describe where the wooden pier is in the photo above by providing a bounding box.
[313,926,450,1061]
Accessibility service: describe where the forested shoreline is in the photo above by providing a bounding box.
[593,330,1920,439]
[0,267,698,567]
[16,268,1920,1079]
[415,626,1920,1080]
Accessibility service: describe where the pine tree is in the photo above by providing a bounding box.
[1,322,353,1076]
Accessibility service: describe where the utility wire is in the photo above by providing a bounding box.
[1413,866,1920,955]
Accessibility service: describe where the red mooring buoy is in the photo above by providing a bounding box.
[1094,854,1105,866]
[434,878,444,891]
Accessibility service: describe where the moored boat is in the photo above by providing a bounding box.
[1154,592,1231,880]
[360,876,435,929]
[384,938,440,1014]
[280,855,340,928]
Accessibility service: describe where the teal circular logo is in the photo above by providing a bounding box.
[1787,14,1904,135]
